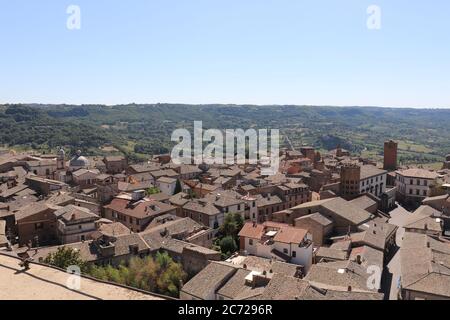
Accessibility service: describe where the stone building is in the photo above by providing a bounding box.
[395,168,439,207]
[103,156,128,174]
[340,164,387,200]
[54,205,100,244]
[294,213,333,246]
[15,202,58,246]
[103,192,177,232]
[400,232,450,300]
[281,197,373,235]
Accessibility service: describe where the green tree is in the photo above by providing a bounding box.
[218,213,244,242]
[85,252,187,298]
[219,236,238,258]
[146,187,160,195]
[43,246,88,273]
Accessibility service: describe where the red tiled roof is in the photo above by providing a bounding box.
[238,221,308,244]
[104,198,175,219]
[273,226,308,244]
[238,223,265,240]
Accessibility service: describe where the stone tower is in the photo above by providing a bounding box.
[336,144,343,157]
[340,164,361,200]
[300,146,316,162]
[383,140,398,171]
[57,147,66,170]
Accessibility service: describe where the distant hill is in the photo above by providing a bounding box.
[1,104,449,165]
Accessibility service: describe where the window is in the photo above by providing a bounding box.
[35,222,43,230]
[283,248,288,254]
[423,190,427,196]
[416,190,420,195]
[292,251,297,258]
[249,239,253,246]
[409,189,413,194]
[424,180,428,186]
[417,179,420,186]
[252,201,256,208]
[237,204,241,211]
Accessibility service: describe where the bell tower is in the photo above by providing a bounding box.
[57,147,66,170]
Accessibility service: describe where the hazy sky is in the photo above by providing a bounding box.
[1,1,449,107]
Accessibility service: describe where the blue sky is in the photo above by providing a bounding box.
[0,1,449,107]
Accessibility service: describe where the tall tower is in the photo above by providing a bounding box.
[300,146,316,161]
[383,140,398,171]
[57,147,66,170]
[340,164,361,200]
[336,144,343,157]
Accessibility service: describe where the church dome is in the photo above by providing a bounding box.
[69,151,90,168]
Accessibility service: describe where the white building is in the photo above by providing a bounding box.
[156,177,178,195]
[359,165,388,198]
[396,168,439,206]
[238,221,313,273]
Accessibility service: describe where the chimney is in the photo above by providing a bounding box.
[356,255,362,265]
[347,286,352,292]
